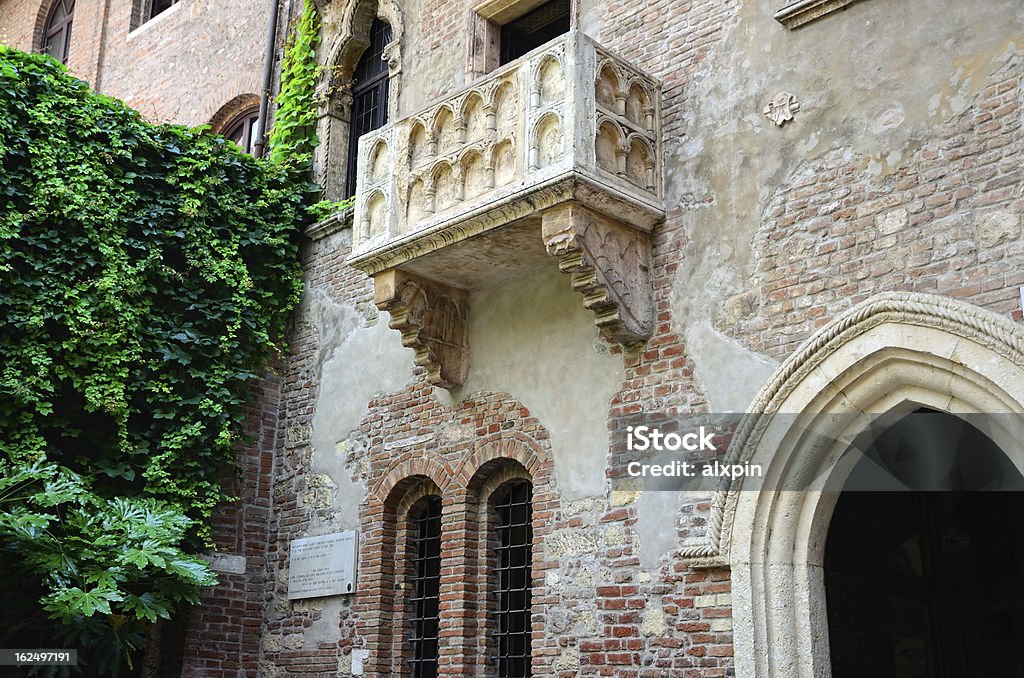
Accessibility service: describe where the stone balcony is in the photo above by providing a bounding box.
[347,31,663,387]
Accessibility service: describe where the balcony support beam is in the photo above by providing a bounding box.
[373,269,470,388]
[541,203,654,346]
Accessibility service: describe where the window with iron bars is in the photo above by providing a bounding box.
[492,480,533,677]
[408,496,442,678]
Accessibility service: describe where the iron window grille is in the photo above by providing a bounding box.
[345,18,393,198]
[492,480,533,678]
[42,0,74,64]
[499,0,570,65]
[408,496,442,678]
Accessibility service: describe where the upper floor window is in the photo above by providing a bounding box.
[148,0,180,21]
[499,0,569,65]
[42,0,74,64]
[224,108,260,155]
[345,17,393,197]
[491,479,532,677]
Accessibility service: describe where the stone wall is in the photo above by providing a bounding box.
[259,0,1024,676]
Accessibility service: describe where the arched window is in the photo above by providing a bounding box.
[407,496,442,678]
[224,108,260,155]
[345,17,392,197]
[42,0,74,64]
[490,479,532,677]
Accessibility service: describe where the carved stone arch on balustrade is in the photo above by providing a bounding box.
[431,104,461,154]
[596,117,626,175]
[367,137,391,184]
[458,146,489,199]
[408,119,430,169]
[535,53,565,106]
[406,175,427,224]
[363,189,388,242]
[490,137,517,186]
[430,160,460,211]
[490,79,519,130]
[460,91,488,143]
[625,133,655,191]
[596,60,625,114]
[625,78,654,130]
[532,112,564,170]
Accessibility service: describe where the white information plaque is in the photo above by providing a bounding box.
[287,531,358,600]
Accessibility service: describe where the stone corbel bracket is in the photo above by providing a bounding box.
[373,269,470,388]
[541,203,654,345]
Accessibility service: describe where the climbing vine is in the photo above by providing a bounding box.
[268,0,321,166]
[0,47,310,672]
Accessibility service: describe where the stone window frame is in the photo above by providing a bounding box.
[467,0,577,81]
[314,0,404,204]
[39,0,74,64]
[773,0,865,29]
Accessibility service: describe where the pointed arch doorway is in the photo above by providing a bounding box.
[824,408,1024,677]
[718,292,1024,678]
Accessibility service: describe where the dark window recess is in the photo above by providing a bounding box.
[493,480,532,678]
[42,0,74,64]
[148,0,179,21]
[345,18,393,197]
[408,496,442,678]
[499,0,570,65]
[224,109,260,155]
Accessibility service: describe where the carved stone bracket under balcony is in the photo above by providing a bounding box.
[373,269,469,388]
[348,31,663,387]
[542,203,653,345]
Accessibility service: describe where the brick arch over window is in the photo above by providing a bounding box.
[209,93,260,135]
[313,0,405,202]
[34,0,74,63]
[458,434,554,677]
[359,473,444,676]
[711,291,1024,678]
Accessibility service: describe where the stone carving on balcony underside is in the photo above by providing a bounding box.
[348,31,663,387]
[373,270,469,389]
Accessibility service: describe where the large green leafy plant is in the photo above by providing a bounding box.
[0,47,309,673]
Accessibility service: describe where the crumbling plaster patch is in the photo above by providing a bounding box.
[305,284,415,529]
[457,265,625,500]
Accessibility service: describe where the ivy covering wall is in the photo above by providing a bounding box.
[0,46,312,673]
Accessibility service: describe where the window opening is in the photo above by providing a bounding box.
[148,0,179,21]
[408,496,442,678]
[492,480,532,677]
[42,0,74,64]
[345,18,393,197]
[499,0,569,65]
[224,109,260,155]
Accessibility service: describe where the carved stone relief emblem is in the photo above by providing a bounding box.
[764,92,800,126]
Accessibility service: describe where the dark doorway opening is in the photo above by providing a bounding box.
[825,410,1024,677]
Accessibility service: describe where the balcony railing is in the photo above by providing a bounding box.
[348,30,662,270]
